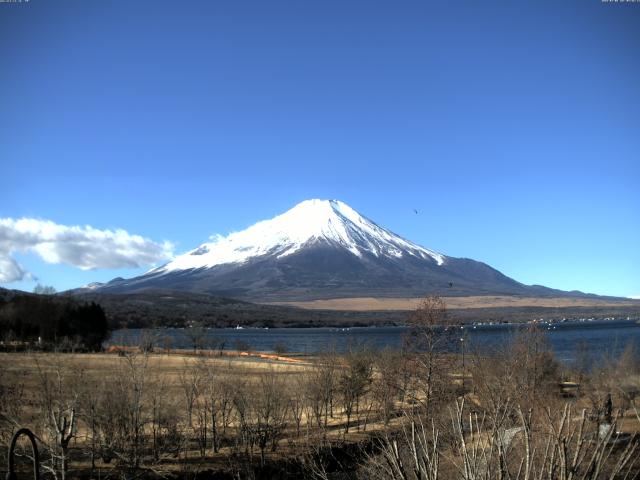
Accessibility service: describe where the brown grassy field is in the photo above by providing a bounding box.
[2,334,639,479]
[0,349,404,477]
[269,295,640,311]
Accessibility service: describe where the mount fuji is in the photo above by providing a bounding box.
[87,199,582,301]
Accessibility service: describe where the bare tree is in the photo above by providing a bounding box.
[77,375,102,475]
[0,364,25,447]
[290,375,306,437]
[36,355,82,480]
[372,348,405,426]
[405,295,454,414]
[33,284,57,295]
[184,323,207,354]
[508,324,560,409]
[179,360,200,430]
[199,361,219,454]
[338,348,373,434]
[366,398,639,480]
[253,368,289,465]
[147,367,180,463]
[317,350,338,428]
[218,374,235,438]
[96,354,150,470]
[468,324,561,437]
[138,329,157,353]
[305,367,327,430]
[231,377,252,455]
[365,415,440,480]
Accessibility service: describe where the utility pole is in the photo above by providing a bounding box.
[460,335,465,392]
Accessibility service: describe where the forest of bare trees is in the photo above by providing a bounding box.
[1,297,639,479]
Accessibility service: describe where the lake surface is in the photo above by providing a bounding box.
[109,319,640,366]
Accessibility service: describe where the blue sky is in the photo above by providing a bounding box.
[1,0,639,297]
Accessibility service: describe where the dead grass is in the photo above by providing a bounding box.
[268,295,640,311]
[0,350,312,384]
[3,349,639,479]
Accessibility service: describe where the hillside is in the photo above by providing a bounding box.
[79,200,612,302]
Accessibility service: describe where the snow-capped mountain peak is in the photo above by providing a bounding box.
[87,199,540,301]
[155,199,445,273]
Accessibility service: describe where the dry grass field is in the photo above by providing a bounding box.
[0,349,409,478]
[1,318,639,479]
[269,295,640,311]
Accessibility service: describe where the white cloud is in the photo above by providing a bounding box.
[0,256,31,283]
[629,295,640,300]
[0,218,174,283]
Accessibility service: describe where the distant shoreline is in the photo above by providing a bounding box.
[106,318,640,363]
[267,295,640,311]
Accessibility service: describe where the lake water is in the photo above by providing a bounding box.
[108,319,640,366]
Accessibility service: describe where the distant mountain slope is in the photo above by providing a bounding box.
[65,289,640,329]
[82,199,604,301]
[65,289,407,328]
[2,287,636,330]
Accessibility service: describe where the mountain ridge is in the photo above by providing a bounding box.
[150,199,445,273]
[80,199,610,301]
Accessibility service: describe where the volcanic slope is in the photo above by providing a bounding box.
[89,199,600,302]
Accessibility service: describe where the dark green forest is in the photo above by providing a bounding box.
[0,290,108,350]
